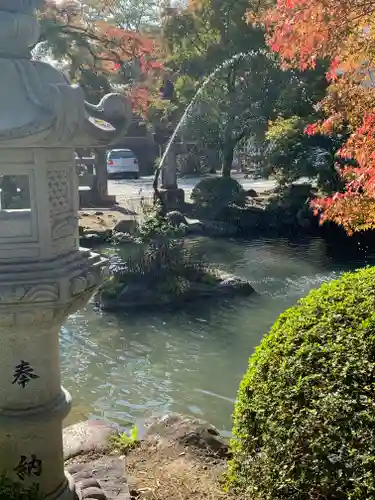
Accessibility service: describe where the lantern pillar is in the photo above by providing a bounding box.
[0,1,131,498]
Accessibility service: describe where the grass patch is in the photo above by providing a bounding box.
[0,474,41,500]
[110,426,140,454]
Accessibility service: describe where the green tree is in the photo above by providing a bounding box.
[264,115,350,194]
[259,59,350,193]
[161,0,265,175]
[160,0,329,177]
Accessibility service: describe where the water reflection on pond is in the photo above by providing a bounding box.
[61,236,372,434]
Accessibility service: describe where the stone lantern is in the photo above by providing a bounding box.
[0,1,131,499]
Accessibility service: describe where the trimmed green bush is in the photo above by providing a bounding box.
[190,177,246,212]
[229,266,375,500]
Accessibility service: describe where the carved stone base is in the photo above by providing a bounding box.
[75,477,107,500]
[158,187,185,210]
[0,249,108,496]
[67,456,129,500]
[45,472,77,500]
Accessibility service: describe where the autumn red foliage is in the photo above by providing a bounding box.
[249,0,375,233]
[41,0,163,115]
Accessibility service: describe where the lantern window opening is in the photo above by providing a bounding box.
[0,174,31,211]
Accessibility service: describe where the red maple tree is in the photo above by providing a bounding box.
[40,0,163,116]
[249,0,375,233]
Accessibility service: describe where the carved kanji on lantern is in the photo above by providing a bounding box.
[12,361,39,388]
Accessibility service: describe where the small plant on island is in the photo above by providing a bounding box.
[100,204,235,309]
[228,266,375,500]
[99,200,255,310]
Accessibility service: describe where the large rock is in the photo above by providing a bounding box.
[111,232,136,245]
[218,275,256,295]
[217,205,267,233]
[63,420,117,459]
[101,283,167,311]
[67,456,130,500]
[143,413,229,457]
[185,218,238,237]
[185,219,205,234]
[114,217,138,234]
[165,210,188,228]
[80,230,112,247]
[99,272,255,311]
[100,282,174,311]
[245,188,258,198]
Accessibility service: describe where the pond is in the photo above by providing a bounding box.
[61,236,373,435]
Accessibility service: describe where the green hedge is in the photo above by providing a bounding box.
[229,266,375,500]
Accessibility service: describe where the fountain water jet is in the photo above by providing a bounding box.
[153,50,265,206]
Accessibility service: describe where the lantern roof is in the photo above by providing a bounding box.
[0,0,131,148]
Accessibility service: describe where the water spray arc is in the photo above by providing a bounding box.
[152,51,261,198]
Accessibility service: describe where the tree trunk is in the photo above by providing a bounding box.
[221,144,234,178]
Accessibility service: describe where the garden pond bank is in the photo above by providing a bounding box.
[62,235,374,434]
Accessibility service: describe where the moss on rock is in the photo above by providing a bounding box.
[229,266,375,500]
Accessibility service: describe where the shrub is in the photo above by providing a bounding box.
[229,266,375,500]
[0,474,41,500]
[137,205,183,244]
[102,206,211,299]
[265,183,316,230]
[110,425,139,454]
[190,177,246,213]
[130,206,187,281]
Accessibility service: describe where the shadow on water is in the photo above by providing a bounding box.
[61,235,374,433]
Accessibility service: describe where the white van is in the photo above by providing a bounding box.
[106,149,140,179]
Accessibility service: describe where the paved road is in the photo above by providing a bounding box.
[108,173,286,206]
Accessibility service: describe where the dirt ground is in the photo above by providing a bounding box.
[79,211,117,233]
[64,412,247,500]
[127,438,236,500]
[79,210,135,231]
[65,439,236,500]
[78,209,140,243]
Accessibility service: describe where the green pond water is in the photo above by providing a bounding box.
[61,236,371,435]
